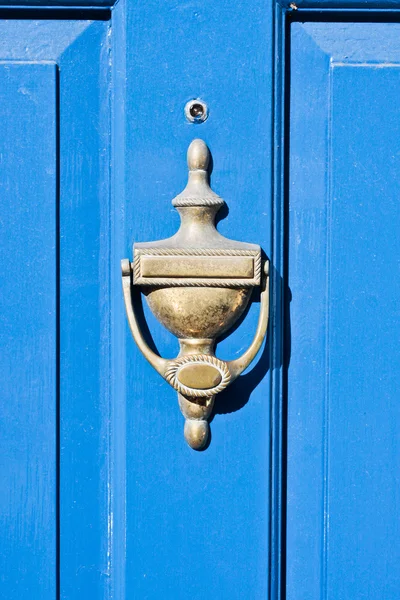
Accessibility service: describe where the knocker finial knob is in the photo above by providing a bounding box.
[184,419,209,451]
[187,138,210,171]
[173,138,223,208]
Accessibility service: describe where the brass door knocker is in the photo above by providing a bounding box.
[122,139,269,450]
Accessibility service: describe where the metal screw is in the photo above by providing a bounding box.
[185,99,208,123]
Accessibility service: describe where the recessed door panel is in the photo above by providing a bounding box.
[288,22,400,599]
[0,21,111,599]
[0,62,57,600]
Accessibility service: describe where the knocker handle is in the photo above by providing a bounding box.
[227,261,269,380]
[121,259,168,376]
[121,258,269,449]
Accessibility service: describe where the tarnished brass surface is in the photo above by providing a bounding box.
[121,139,269,450]
[177,363,222,390]
[144,287,251,339]
[140,255,254,279]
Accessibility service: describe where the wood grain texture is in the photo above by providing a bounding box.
[285,0,400,9]
[288,22,400,600]
[0,20,113,599]
[0,1,114,8]
[119,1,273,597]
[57,21,112,600]
[0,62,57,600]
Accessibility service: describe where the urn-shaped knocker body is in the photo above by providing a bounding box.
[121,139,269,449]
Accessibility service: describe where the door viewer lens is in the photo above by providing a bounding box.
[190,103,204,117]
[185,99,208,123]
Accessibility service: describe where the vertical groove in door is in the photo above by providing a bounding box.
[270,6,290,600]
[321,59,333,600]
[55,63,61,600]
[281,13,292,600]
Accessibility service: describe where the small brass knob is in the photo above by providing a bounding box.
[187,138,209,171]
[184,420,209,450]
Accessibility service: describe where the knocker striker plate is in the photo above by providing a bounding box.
[121,139,269,450]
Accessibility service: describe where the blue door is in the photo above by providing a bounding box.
[1,2,399,599]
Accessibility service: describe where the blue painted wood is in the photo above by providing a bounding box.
[0,63,57,599]
[110,4,127,599]
[0,1,114,8]
[288,21,400,600]
[271,5,288,600]
[11,7,400,600]
[0,20,113,598]
[117,1,274,597]
[0,0,399,14]
[57,21,112,599]
[0,20,104,60]
[288,0,400,9]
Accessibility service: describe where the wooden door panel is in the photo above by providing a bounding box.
[0,20,111,598]
[119,2,274,597]
[0,62,57,599]
[58,22,111,599]
[288,22,400,599]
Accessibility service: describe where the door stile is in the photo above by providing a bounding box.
[109,1,127,598]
